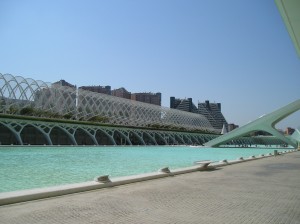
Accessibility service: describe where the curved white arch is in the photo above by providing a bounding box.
[205,99,300,148]
[0,73,215,133]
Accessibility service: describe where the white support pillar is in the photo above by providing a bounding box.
[205,99,300,148]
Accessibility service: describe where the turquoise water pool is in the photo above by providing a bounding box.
[0,146,286,192]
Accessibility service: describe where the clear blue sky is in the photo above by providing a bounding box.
[1,0,299,130]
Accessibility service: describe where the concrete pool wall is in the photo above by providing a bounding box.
[0,149,296,206]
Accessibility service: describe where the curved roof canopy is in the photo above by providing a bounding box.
[275,0,300,57]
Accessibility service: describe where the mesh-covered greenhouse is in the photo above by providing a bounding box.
[0,73,217,133]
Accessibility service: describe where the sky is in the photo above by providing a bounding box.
[0,0,299,130]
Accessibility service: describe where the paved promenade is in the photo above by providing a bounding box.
[1,151,300,224]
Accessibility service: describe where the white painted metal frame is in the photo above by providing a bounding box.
[0,73,215,132]
[205,99,300,148]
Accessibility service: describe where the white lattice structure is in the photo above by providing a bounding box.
[0,73,216,132]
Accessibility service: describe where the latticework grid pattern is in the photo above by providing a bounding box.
[0,73,216,132]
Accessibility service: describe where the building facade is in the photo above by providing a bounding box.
[227,123,239,132]
[53,79,76,88]
[198,100,228,130]
[132,92,161,106]
[285,127,295,135]
[111,87,131,99]
[55,80,161,106]
[170,97,197,113]
[170,97,228,132]
[79,85,111,95]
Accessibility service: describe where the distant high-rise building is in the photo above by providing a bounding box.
[112,87,131,99]
[170,97,197,113]
[132,92,161,106]
[170,97,228,132]
[47,80,76,113]
[227,123,239,132]
[79,85,111,95]
[285,127,295,135]
[53,80,76,88]
[197,100,228,131]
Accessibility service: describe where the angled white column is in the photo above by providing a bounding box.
[205,99,300,148]
[290,129,300,147]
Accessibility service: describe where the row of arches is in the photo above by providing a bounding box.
[0,118,218,146]
[0,73,216,133]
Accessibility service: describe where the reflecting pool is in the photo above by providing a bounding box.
[0,146,287,192]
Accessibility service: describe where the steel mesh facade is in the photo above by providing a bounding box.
[0,73,216,132]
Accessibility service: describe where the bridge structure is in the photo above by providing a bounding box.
[205,99,300,148]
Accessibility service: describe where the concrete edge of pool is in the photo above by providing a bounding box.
[0,149,297,206]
